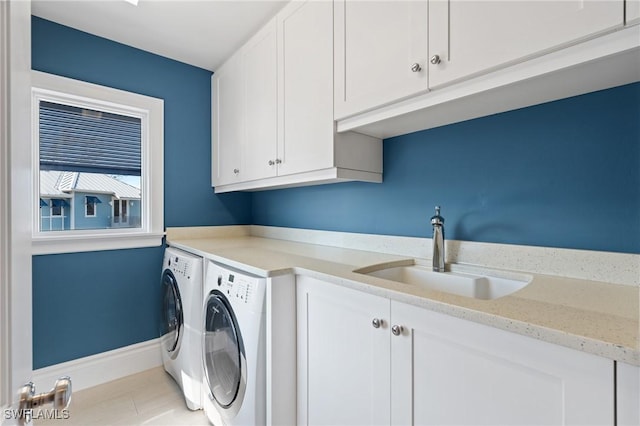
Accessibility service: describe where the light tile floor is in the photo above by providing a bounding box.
[34,367,209,426]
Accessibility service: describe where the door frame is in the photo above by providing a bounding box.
[1,0,33,417]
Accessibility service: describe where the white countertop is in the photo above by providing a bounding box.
[168,230,639,366]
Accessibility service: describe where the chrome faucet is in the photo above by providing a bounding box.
[431,206,445,272]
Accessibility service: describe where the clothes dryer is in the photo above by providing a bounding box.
[160,247,203,410]
[202,260,266,425]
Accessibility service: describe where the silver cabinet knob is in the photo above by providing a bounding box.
[268,160,275,166]
[233,168,239,174]
[430,55,441,65]
[391,325,403,336]
[372,318,382,329]
[411,63,422,72]
[275,158,282,164]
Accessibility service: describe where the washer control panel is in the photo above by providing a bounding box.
[206,261,265,312]
[163,248,201,283]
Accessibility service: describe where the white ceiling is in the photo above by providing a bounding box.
[31,0,289,71]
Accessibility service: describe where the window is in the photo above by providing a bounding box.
[40,198,69,231]
[85,196,99,217]
[32,71,164,254]
[51,201,62,217]
[112,199,134,226]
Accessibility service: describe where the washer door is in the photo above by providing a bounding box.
[203,290,246,418]
[160,269,183,359]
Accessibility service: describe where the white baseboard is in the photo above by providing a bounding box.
[31,339,162,393]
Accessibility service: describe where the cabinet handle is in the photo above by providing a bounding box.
[268,160,275,166]
[372,318,382,329]
[233,168,239,174]
[430,55,441,65]
[275,158,282,164]
[391,325,403,336]
[410,63,422,73]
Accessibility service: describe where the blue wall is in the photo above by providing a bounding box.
[31,17,251,369]
[253,83,640,254]
[32,247,165,365]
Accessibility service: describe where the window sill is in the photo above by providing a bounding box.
[32,231,165,255]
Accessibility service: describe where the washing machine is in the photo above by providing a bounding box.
[160,246,203,410]
[202,260,266,426]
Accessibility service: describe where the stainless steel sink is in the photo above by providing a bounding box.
[355,262,531,300]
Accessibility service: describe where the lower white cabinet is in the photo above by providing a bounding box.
[391,300,613,425]
[297,276,614,426]
[617,362,640,426]
[297,275,390,425]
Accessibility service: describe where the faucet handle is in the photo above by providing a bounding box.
[431,206,444,225]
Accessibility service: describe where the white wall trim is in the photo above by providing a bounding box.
[31,339,162,393]
[0,0,9,410]
[3,0,33,414]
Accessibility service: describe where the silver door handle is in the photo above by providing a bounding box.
[391,325,403,336]
[18,377,72,424]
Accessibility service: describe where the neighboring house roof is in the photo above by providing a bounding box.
[40,171,141,200]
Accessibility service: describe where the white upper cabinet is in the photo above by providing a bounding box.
[334,0,635,138]
[334,0,428,119]
[211,53,243,187]
[212,0,382,193]
[240,20,278,183]
[428,0,624,88]
[276,0,334,176]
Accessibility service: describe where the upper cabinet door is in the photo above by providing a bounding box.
[428,0,624,88]
[212,54,243,187]
[277,0,334,177]
[241,19,278,182]
[334,0,428,119]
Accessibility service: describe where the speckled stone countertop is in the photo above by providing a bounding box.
[167,231,639,366]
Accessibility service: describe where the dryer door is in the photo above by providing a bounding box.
[203,290,246,418]
[160,269,183,359]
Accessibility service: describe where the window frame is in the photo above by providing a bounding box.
[85,196,97,218]
[31,71,164,254]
